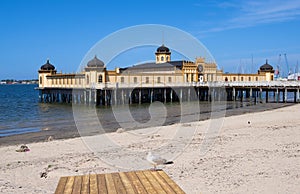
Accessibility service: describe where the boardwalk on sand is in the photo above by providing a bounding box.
[55,170,185,194]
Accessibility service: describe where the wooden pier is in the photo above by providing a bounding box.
[38,81,300,105]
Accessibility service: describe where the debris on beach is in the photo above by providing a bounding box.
[116,128,125,133]
[15,145,30,152]
[46,136,54,142]
[248,121,251,124]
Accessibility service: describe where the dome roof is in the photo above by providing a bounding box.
[156,44,170,53]
[87,56,105,67]
[260,60,273,71]
[40,59,55,70]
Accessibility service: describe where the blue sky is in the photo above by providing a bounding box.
[1,0,300,79]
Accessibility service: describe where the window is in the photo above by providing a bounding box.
[256,77,258,81]
[86,75,89,84]
[225,77,228,82]
[168,77,172,82]
[157,77,161,83]
[39,76,42,84]
[248,77,251,81]
[161,56,164,61]
[63,78,65,84]
[191,74,194,82]
[98,75,103,83]
[146,77,149,83]
[166,56,169,61]
[70,78,73,85]
[134,77,137,83]
[67,78,69,84]
[241,77,244,81]
[271,75,274,80]
[121,77,124,83]
[59,78,61,85]
[156,56,159,61]
[233,77,236,81]
[79,78,81,84]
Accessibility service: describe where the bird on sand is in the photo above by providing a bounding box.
[147,152,174,170]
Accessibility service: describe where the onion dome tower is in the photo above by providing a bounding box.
[155,44,171,64]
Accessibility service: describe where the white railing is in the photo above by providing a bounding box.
[40,80,300,90]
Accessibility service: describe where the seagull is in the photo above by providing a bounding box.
[147,152,174,170]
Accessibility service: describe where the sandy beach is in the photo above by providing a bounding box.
[1,104,300,193]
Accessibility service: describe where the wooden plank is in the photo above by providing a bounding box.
[150,171,176,194]
[89,174,98,194]
[143,171,167,194]
[55,176,68,194]
[81,175,90,194]
[72,176,82,194]
[64,176,75,194]
[97,174,108,194]
[125,171,147,194]
[105,173,117,194]
[135,171,157,194]
[111,173,126,194]
[157,171,185,194]
[119,172,136,193]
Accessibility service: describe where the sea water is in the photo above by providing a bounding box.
[0,84,294,138]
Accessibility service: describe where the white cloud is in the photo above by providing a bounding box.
[200,0,300,33]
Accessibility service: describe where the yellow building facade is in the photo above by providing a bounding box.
[38,45,274,90]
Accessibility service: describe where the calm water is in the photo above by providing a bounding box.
[0,84,294,138]
[0,84,75,137]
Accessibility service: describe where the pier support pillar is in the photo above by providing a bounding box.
[180,88,183,102]
[139,89,142,104]
[297,89,300,103]
[284,88,287,103]
[259,88,262,103]
[250,88,253,103]
[150,89,153,103]
[164,88,167,103]
[170,89,173,103]
[266,90,269,103]
[276,88,279,103]
[232,87,236,101]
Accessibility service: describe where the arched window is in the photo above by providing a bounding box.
[248,77,251,81]
[256,77,258,81]
[156,56,159,61]
[225,77,228,82]
[233,77,236,81]
[241,77,244,81]
[39,76,42,84]
[168,77,172,82]
[121,77,124,83]
[98,75,103,83]
[157,77,161,83]
[86,75,89,85]
[134,77,137,83]
[166,56,169,61]
[161,56,164,61]
[146,77,149,83]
